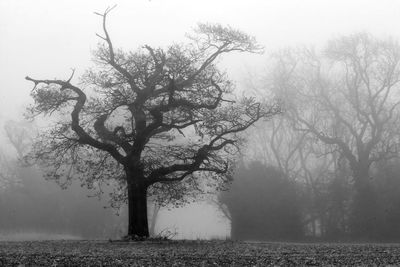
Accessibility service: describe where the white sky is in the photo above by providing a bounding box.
[2,0,400,119]
[2,0,400,238]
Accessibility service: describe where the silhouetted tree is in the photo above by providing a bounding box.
[25,7,279,238]
[219,161,303,240]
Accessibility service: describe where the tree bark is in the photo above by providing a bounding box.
[127,178,149,238]
[350,165,378,239]
[149,202,160,237]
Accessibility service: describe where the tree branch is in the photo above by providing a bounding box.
[26,76,126,164]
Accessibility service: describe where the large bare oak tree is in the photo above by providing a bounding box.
[25,7,279,238]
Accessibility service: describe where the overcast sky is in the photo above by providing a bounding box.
[2,0,400,120]
[2,0,400,238]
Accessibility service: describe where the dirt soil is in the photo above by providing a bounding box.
[1,240,400,266]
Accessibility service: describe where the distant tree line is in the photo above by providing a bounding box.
[218,161,303,240]
[218,33,400,241]
[219,159,400,241]
[0,121,126,239]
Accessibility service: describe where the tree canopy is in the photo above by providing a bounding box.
[25,7,279,238]
[263,33,400,238]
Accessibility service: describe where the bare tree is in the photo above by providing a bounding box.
[0,120,34,192]
[270,33,400,237]
[4,120,34,160]
[0,152,19,192]
[247,110,343,237]
[25,7,279,238]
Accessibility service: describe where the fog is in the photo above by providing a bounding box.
[2,0,400,241]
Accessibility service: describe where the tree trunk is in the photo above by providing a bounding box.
[149,202,160,237]
[311,218,316,237]
[351,165,378,239]
[127,180,149,238]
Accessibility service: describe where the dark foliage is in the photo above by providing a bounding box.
[0,164,125,239]
[219,161,303,240]
[370,159,400,240]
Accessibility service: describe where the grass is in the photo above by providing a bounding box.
[0,231,81,241]
[1,240,400,266]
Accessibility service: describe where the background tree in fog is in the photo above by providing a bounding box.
[0,121,31,194]
[0,120,123,239]
[372,159,400,240]
[245,109,350,238]
[4,120,34,160]
[218,161,303,240]
[25,7,279,238]
[239,71,344,238]
[269,33,400,238]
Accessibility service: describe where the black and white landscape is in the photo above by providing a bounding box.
[2,0,400,265]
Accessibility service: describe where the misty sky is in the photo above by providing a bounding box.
[1,0,400,238]
[2,0,400,120]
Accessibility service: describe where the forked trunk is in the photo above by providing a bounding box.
[127,180,149,238]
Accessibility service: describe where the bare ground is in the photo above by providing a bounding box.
[1,240,400,266]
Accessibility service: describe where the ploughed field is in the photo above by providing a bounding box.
[1,240,400,266]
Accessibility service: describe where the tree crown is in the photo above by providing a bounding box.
[25,8,278,206]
